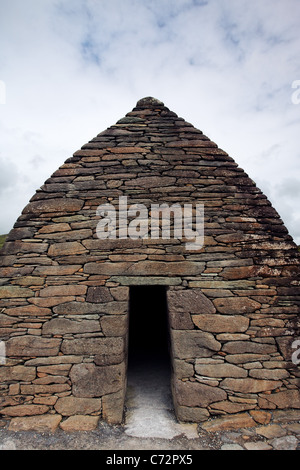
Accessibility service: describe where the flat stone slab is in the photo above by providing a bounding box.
[8,415,62,432]
[124,360,198,440]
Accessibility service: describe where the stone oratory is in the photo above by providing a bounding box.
[0,97,299,431]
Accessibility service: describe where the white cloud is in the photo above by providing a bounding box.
[0,0,300,243]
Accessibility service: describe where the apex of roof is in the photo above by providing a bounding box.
[136,97,164,107]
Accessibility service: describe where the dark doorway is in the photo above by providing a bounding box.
[127,286,171,369]
[125,286,176,435]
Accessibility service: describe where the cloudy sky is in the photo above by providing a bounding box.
[0,0,300,243]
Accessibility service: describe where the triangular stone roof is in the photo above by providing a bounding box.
[0,97,299,430]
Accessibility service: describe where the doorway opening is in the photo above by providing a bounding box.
[127,285,171,370]
[125,286,175,435]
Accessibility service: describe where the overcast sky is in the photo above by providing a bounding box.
[0,0,300,243]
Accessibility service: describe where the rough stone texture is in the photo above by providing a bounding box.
[59,415,99,432]
[8,415,62,432]
[0,96,299,429]
[200,413,257,432]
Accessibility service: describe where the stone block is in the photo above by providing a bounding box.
[42,318,100,335]
[102,389,125,424]
[174,380,227,407]
[39,284,87,297]
[171,330,221,359]
[195,362,247,378]
[60,415,99,431]
[23,198,84,214]
[200,413,257,432]
[213,297,261,314]
[259,389,300,409]
[221,378,282,393]
[0,286,34,298]
[20,384,70,394]
[192,314,249,333]
[223,340,278,355]
[54,397,102,416]
[1,404,49,416]
[4,305,51,317]
[48,241,87,256]
[168,289,216,315]
[175,406,209,423]
[9,414,62,432]
[6,336,61,357]
[0,365,36,382]
[100,315,127,336]
[109,276,181,286]
[33,265,81,276]
[61,337,124,356]
[86,286,114,302]
[70,362,125,397]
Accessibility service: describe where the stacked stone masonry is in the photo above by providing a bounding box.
[0,97,299,431]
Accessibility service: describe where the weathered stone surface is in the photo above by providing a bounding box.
[70,363,125,397]
[249,410,272,425]
[171,330,221,359]
[39,284,87,297]
[21,384,70,394]
[125,176,175,187]
[168,289,216,319]
[260,390,300,409]
[1,241,48,255]
[4,305,51,317]
[256,424,286,439]
[48,241,86,256]
[210,401,256,414]
[0,365,36,382]
[192,314,249,333]
[173,359,194,379]
[200,413,257,432]
[9,414,62,432]
[222,341,277,355]
[100,316,127,336]
[86,286,113,303]
[61,337,124,356]
[195,362,247,378]
[175,406,210,423]
[1,404,49,416]
[221,378,282,393]
[102,390,125,424]
[60,415,99,431]
[25,355,83,366]
[33,265,81,276]
[6,336,61,357]
[174,380,227,407]
[53,301,101,315]
[270,436,299,451]
[0,286,34,298]
[84,261,204,276]
[54,397,102,416]
[213,297,261,314]
[42,318,100,335]
[23,198,83,214]
[244,442,273,451]
[249,369,289,380]
[109,276,181,286]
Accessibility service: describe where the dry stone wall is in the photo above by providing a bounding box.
[0,97,299,431]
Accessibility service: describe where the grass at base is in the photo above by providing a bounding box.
[0,234,7,249]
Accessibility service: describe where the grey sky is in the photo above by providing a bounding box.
[0,0,300,242]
